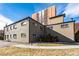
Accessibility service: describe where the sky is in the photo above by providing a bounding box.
[0,3,79,29]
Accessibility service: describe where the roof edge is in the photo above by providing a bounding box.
[46,20,75,26]
[49,14,65,19]
[4,16,31,28]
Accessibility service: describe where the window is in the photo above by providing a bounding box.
[5,35,6,40]
[33,34,36,38]
[10,26,12,30]
[6,27,8,31]
[61,24,69,28]
[21,21,27,26]
[35,23,37,26]
[10,35,12,39]
[13,34,17,39]
[13,24,17,29]
[49,26,53,29]
[7,35,9,39]
[21,33,26,38]
[33,22,37,27]
[47,26,53,29]
[37,13,39,21]
[40,26,44,31]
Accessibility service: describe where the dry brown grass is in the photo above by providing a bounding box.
[0,47,79,56]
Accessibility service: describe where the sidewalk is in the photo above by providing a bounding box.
[13,44,79,49]
[1,40,79,49]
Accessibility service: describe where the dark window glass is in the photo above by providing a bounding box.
[21,21,27,26]
[61,24,69,28]
[33,34,36,38]
[13,34,17,39]
[21,33,26,38]
[13,24,17,29]
[10,26,12,30]
[40,26,44,31]
[47,26,53,29]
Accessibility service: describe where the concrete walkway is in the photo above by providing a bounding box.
[1,40,79,49]
[14,44,79,49]
[0,40,18,48]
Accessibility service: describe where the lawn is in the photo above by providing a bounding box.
[0,47,79,56]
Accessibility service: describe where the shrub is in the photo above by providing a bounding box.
[35,34,59,42]
[75,31,79,42]
[0,35,4,40]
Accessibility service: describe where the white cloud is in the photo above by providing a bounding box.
[0,14,13,30]
[63,3,79,18]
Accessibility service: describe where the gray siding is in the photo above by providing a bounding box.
[4,19,29,43]
[29,20,45,43]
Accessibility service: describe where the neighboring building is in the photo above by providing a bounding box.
[48,14,65,24]
[32,6,56,25]
[4,17,45,43]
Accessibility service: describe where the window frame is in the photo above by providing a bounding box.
[47,25,53,29]
[10,26,12,30]
[13,24,17,29]
[40,26,44,31]
[13,34,17,39]
[21,21,27,26]
[33,34,36,38]
[21,33,26,38]
[61,24,69,28]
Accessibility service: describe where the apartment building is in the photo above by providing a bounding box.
[4,17,45,43]
[4,6,75,43]
[32,6,56,25]
[4,15,75,43]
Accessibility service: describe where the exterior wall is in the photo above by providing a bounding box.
[4,19,29,43]
[29,19,45,43]
[32,13,37,20]
[32,6,56,25]
[48,16,64,25]
[46,21,75,42]
[47,6,56,18]
[75,23,79,33]
[4,16,75,43]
